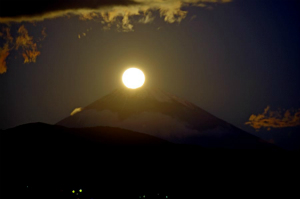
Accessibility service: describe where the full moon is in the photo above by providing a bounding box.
[122,68,145,89]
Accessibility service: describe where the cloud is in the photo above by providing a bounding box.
[0,25,44,73]
[138,12,155,24]
[16,25,41,63]
[0,27,14,74]
[0,43,10,74]
[83,0,232,31]
[70,107,84,116]
[1,27,13,43]
[0,0,140,22]
[78,28,92,39]
[37,27,47,42]
[0,1,232,31]
[245,106,300,131]
[0,0,231,72]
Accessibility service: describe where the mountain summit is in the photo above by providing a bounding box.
[57,87,274,149]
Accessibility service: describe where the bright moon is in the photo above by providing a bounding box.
[122,68,145,89]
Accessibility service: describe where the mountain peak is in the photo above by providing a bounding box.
[87,87,198,110]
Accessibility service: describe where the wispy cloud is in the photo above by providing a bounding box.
[0,43,10,74]
[0,1,231,21]
[74,0,232,31]
[16,25,41,63]
[0,25,45,73]
[138,12,155,24]
[0,0,231,73]
[70,107,84,116]
[0,0,139,22]
[245,106,300,131]
[0,0,232,31]
[0,27,14,74]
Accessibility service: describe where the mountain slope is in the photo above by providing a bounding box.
[57,87,277,149]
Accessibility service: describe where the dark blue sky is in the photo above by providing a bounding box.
[1,0,299,149]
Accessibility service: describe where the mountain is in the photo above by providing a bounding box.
[57,87,277,149]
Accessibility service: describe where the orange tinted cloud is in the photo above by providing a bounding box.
[0,25,45,74]
[16,25,41,63]
[0,43,10,74]
[2,27,13,43]
[245,106,300,130]
[1,1,232,31]
[0,27,13,74]
[83,0,232,31]
[22,45,41,63]
[40,27,47,41]
[0,0,230,72]
[70,107,84,116]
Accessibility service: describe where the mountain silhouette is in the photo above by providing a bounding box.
[57,87,277,149]
[0,88,289,199]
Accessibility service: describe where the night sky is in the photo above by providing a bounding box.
[1,0,299,150]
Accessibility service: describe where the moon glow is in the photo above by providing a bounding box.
[122,68,145,89]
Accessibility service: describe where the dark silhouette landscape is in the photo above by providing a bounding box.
[1,123,298,199]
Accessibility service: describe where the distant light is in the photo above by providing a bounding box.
[79,189,82,193]
[143,195,146,198]
[72,190,75,193]
[166,196,168,198]
[76,193,79,195]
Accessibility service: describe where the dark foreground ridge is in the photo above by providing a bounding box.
[0,123,299,199]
